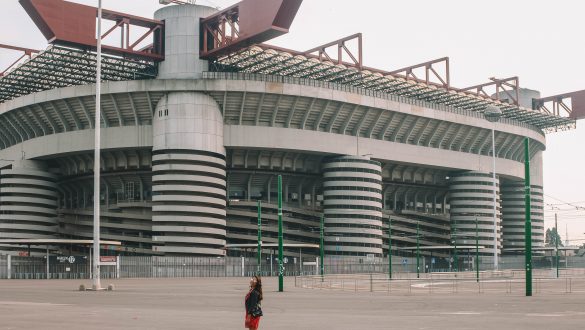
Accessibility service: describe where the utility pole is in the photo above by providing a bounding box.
[257,200,261,275]
[278,175,284,292]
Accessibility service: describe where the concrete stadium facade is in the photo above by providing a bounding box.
[0,4,547,259]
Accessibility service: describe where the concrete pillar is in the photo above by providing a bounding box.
[152,92,226,256]
[0,160,58,255]
[154,4,217,79]
[323,155,383,256]
[501,150,544,253]
[449,171,500,257]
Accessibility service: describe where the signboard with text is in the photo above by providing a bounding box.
[100,256,117,266]
[50,256,87,264]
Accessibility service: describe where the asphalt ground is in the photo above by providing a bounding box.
[1,277,584,330]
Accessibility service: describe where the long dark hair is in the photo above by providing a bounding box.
[253,275,263,301]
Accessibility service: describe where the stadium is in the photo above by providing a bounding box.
[0,0,583,264]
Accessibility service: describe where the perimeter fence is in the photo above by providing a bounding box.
[295,272,585,295]
[1,254,585,280]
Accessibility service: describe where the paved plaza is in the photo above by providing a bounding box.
[1,277,585,329]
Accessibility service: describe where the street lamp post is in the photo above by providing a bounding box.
[388,217,392,279]
[416,221,420,279]
[484,105,502,271]
[476,216,479,282]
[92,0,103,291]
[320,214,324,278]
[257,200,261,275]
[555,213,559,278]
[277,175,284,292]
[524,138,532,296]
[452,227,458,273]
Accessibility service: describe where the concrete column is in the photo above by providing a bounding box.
[154,4,218,79]
[323,155,383,256]
[0,160,58,255]
[152,92,226,256]
[449,171,500,257]
[267,177,272,203]
[7,254,11,279]
[298,183,303,208]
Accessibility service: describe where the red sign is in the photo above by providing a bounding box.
[18,251,29,257]
[100,256,117,263]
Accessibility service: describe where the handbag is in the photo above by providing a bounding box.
[250,305,263,317]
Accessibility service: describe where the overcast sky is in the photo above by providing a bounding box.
[1,0,584,242]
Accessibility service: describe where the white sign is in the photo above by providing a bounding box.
[366,254,374,261]
[284,257,288,264]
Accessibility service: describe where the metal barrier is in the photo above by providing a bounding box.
[3,254,585,280]
[295,273,585,295]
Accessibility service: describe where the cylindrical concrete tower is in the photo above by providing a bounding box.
[501,150,545,253]
[322,156,383,256]
[0,160,58,253]
[500,184,544,253]
[449,171,501,256]
[154,4,218,79]
[152,92,226,255]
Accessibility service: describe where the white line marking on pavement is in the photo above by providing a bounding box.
[0,301,71,307]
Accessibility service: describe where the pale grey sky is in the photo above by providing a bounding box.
[1,0,584,242]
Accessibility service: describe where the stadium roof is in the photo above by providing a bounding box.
[0,0,578,133]
[212,45,575,131]
[0,45,156,103]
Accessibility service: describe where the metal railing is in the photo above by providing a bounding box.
[295,273,585,295]
[2,254,585,280]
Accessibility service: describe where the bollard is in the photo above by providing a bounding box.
[370,274,373,292]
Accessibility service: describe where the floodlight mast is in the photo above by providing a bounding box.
[92,0,102,291]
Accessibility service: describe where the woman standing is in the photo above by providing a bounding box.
[244,275,263,330]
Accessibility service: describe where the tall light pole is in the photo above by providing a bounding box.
[257,200,261,275]
[416,221,420,279]
[320,215,324,278]
[475,216,479,282]
[524,138,532,296]
[388,217,392,279]
[555,213,559,278]
[277,175,283,292]
[92,0,103,291]
[453,226,458,273]
[484,105,502,271]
